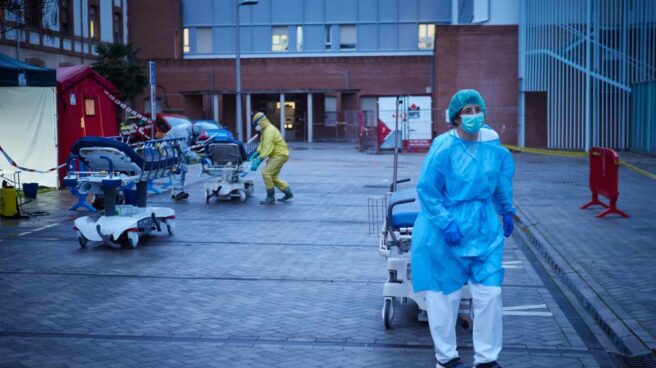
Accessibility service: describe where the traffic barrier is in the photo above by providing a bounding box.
[505,144,656,181]
[580,147,630,218]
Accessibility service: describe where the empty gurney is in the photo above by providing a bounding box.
[379,179,472,330]
[64,136,183,248]
[200,130,254,203]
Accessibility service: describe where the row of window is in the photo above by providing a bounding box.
[183,23,435,54]
[60,0,123,44]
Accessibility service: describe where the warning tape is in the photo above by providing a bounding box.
[504,144,656,180]
[103,90,154,138]
[0,146,67,173]
[103,90,152,125]
[0,92,158,174]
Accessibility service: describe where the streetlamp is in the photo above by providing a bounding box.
[235,0,258,139]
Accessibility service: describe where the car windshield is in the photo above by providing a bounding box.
[165,116,192,128]
[193,121,223,135]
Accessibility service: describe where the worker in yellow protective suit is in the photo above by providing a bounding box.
[249,112,293,205]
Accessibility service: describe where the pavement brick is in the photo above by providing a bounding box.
[0,143,607,367]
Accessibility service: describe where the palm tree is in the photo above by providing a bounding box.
[92,43,147,102]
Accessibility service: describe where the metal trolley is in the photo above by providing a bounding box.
[64,136,183,248]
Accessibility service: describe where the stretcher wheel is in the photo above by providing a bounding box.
[127,232,139,248]
[382,298,394,329]
[166,220,175,235]
[238,189,247,203]
[77,231,88,248]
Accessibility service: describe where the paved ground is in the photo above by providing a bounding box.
[512,150,656,356]
[0,143,618,367]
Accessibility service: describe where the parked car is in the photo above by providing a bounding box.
[191,119,225,145]
[120,113,193,141]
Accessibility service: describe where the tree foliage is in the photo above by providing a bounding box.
[92,43,147,102]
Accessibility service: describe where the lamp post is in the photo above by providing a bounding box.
[235,0,258,139]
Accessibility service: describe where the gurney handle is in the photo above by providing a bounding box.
[389,178,411,193]
[99,155,114,177]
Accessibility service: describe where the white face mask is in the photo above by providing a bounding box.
[254,125,262,132]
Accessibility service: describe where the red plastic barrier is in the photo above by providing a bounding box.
[580,147,630,218]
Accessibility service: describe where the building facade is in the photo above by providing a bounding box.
[130,0,520,144]
[0,0,129,68]
[519,0,656,151]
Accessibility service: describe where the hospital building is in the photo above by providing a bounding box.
[129,0,520,148]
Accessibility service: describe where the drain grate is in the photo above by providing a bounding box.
[611,353,656,368]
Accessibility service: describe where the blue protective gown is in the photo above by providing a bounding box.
[411,127,515,295]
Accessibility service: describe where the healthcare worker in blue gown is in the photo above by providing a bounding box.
[411,89,515,368]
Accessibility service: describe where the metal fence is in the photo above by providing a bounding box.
[630,81,656,153]
[520,0,656,151]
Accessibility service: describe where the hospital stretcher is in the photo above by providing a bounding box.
[199,138,254,203]
[378,179,473,329]
[64,136,183,248]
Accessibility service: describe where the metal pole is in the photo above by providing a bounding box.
[518,0,525,147]
[584,0,591,152]
[246,93,252,139]
[307,93,314,143]
[235,2,243,139]
[392,96,400,192]
[149,61,156,138]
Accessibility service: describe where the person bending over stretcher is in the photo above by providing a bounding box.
[248,112,293,205]
[165,124,198,201]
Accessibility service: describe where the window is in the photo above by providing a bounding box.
[196,27,213,53]
[84,98,96,116]
[113,12,122,43]
[24,0,44,28]
[325,25,332,49]
[89,5,99,40]
[183,28,190,53]
[418,24,435,49]
[60,0,73,35]
[339,25,356,50]
[296,26,303,51]
[271,26,288,52]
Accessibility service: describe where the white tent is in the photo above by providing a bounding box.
[0,54,59,188]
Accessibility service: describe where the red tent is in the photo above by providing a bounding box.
[56,65,119,181]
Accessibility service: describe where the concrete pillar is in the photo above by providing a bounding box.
[246,94,252,139]
[212,94,220,123]
[280,93,286,138]
[307,93,313,143]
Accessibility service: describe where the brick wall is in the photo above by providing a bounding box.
[128,0,182,60]
[433,25,518,144]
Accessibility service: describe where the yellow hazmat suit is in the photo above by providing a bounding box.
[252,112,290,192]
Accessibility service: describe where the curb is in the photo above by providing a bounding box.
[513,206,653,357]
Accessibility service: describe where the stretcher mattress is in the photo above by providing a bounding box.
[389,188,420,228]
[71,137,179,171]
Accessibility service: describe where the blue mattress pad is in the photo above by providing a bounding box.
[70,137,179,171]
[389,188,420,228]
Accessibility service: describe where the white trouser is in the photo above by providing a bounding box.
[426,283,503,367]
[171,164,188,195]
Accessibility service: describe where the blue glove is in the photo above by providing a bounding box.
[502,213,514,237]
[249,151,260,162]
[250,157,263,171]
[443,221,462,246]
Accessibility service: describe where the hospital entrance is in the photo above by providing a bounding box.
[251,94,308,142]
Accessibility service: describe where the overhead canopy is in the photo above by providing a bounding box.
[0,53,56,87]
